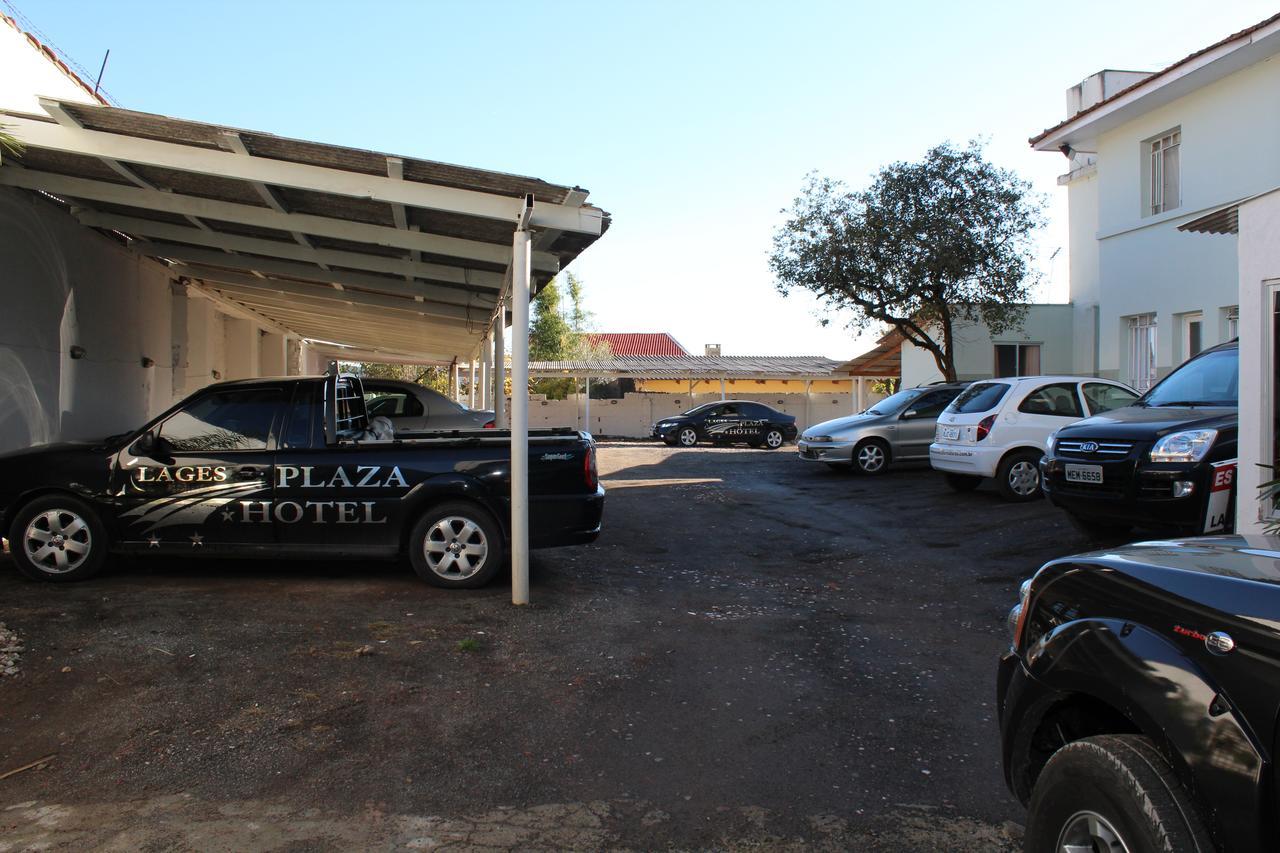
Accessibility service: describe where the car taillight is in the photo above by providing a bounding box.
[483,420,495,429]
[976,414,997,442]
[584,444,598,490]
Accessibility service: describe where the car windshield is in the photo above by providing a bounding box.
[679,402,720,417]
[1140,348,1238,407]
[949,382,1010,414]
[865,389,922,415]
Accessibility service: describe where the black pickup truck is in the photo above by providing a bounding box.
[999,536,1279,852]
[0,374,604,588]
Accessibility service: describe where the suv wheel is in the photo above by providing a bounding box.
[9,495,108,582]
[997,450,1043,501]
[408,502,504,589]
[677,427,698,448]
[853,439,889,475]
[1026,734,1212,853]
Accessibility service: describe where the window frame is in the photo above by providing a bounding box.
[1082,382,1139,416]
[1145,128,1181,216]
[993,343,1042,378]
[1127,313,1158,393]
[156,385,288,454]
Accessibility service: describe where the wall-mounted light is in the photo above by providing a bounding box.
[140,356,155,368]
[69,345,87,360]
[211,369,222,380]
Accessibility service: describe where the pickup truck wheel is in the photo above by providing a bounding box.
[1025,734,1213,853]
[8,495,108,582]
[409,502,504,589]
[997,450,1043,501]
[677,427,698,448]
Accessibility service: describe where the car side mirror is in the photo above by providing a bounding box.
[131,430,158,456]
[901,409,919,420]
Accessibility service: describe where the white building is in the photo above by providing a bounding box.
[1030,18,1280,388]
[900,304,1074,386]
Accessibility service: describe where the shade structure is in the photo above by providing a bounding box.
[0,97,609,364]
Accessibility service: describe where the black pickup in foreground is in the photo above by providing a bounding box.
[0,374,604,588]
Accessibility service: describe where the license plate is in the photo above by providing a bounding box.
[1065,464,1103,484]
[939,426,960,441]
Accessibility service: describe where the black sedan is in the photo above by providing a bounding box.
[651,401,798,449]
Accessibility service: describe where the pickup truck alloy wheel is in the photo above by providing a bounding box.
[409,502,504,588]
[764,429,785,449]
[854,439,889,474]
[678,427,698,447]
[9,495,108,582]
[1025,734,1213,853]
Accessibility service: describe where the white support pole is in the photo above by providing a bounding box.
[480,336,491,411]
[720,377,726,400]
[584,377,591,434]
[494,310,506,428]
[855,377,865,413]
[468,359,477,409]
[804,380,812,431]
[511,228,532,606]
[450,361,460,401]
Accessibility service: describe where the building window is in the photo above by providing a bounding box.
[1182,312,1203,360]
[1146,129,1180,216]
[1225,305,1239,340]
[994,343,1041,378]
[1127,313,1158,392]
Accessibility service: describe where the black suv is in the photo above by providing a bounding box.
[998,536,1278,852]
[1041,341,1238,538]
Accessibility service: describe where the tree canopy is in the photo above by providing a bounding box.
[770,141,1045,381]
[529,273,610,399]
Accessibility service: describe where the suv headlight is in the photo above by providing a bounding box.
[1149,429,1218,463]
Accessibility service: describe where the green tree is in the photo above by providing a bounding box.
[528,275,610,399]
[771,141,1045,382]
[341,361,452,395]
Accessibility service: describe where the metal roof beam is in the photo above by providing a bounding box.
[0,169,559,270]
[74,209,506,287]
[156,248,496,306]
[197,273,489,323]
[15,103,604,234]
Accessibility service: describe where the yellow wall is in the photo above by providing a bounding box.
[636,378,855,394]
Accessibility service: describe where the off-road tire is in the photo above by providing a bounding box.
[8,494,108,582]
[1025,734,1213,853]
[408,501,505,589]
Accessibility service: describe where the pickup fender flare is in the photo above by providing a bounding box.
[399,475,508,540]
[1024,618,1267,851]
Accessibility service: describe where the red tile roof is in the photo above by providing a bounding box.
[586,332,690,357]
[1030,12,1280,146]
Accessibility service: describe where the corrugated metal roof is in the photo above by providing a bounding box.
[529,355,843,379]
[1178,203,1241,235]
[836,330,902,377]
[585,332,690,357]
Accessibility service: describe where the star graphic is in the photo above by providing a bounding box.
[220,509,235,522]
[146,534,160,548]
[189,533,204,547]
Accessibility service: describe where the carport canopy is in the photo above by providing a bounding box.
[0,97,608,364]
[0,97,611,606]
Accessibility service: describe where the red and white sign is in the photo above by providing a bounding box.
[1203,459,1237,534]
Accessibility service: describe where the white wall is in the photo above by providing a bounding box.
[0,188,296,454]
[0,16,98,115]
[1072,56,1280,383]
[1235,189,1280,535]
[520,390,886,438]
[901,305,1076,387]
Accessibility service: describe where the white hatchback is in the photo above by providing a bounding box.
[929,376,1139,501]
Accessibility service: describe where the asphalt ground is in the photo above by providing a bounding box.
[0,442,1120,851]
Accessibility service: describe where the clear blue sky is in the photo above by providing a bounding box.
[6,0,1276,359]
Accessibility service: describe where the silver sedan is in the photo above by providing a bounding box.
[797,383,969,474]
[363,379,495,433]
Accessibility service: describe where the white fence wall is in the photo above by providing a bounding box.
[523,390,887,438]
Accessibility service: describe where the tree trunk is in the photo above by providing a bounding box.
[926,314,958,383]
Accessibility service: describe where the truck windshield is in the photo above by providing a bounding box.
[1141,347,1238,407]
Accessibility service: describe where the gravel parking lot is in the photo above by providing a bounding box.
[0,442,1108,851]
